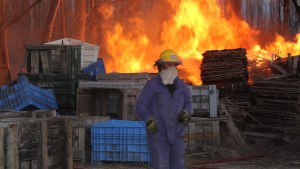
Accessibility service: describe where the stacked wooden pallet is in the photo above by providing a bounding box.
[201,48,248,84]
[201,48,249,97]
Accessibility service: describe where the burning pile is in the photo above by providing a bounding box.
[201,48,249,96]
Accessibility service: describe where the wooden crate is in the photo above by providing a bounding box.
[184,117,220,150]
[0,116,72,169]
[76,88,142,120]
[71,116,110,164]
[0,110,56,119]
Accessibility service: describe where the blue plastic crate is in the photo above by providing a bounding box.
[0,76,58,111]
[91,120,150,163]
[82,59,106,80]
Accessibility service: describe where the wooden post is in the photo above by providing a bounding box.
[292,56,298,74]
[78,127,85,162]
[38,120,48,169]
[64,117,73,169]
[212,121,220,146]
[101,90,109,116]
[95,89,101,116]
[0,128,4,169]
[7,124,18,169]
[188,122,196,150]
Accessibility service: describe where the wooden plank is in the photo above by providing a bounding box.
[38,120,48,169]
[218,103,249,148]
[0,110,56,119]
[40,50,50,73]
[31,50,40,73]
[7,124,18,169]
[77,128,85,152]
[188,122,196,150]
[0,128,4,169]
[212,121,220,146]
[64,117,73,169]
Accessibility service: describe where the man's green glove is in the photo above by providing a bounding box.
[146,118,158,134]
[178,110,189,122]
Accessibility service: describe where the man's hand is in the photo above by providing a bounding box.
[146,118,158,134]
[178,110,189,122]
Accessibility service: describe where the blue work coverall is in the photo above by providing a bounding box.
[135,75,192,169]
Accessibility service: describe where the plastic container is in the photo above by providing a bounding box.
[188,85,218,117]
[0,76,58,111]
[82,59,106,80]
[91,120,150,163]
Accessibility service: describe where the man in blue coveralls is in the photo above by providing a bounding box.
[135,49,192,169]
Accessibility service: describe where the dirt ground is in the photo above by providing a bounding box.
[74,143,300,169]
[74,123,300,169]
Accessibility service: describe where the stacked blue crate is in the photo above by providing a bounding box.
[82,58,106,80]
[0,76,58,111]
[91,120,150,164]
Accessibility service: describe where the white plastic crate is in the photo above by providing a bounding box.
[188,85,218,117]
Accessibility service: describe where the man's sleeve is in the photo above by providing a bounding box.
[135,81,154,121]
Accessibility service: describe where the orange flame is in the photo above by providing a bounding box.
[101,0,300,85]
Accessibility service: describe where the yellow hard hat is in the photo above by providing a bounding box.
[157,49,182,65]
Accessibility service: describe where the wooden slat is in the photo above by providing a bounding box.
[7,124,18,169]
[38,120,48,169]
[40,50,50,73]
[64,117,73,169]
[0,128,4,169]
[31,50,40,73]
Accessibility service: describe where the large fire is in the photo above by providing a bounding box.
[100,0,300,85]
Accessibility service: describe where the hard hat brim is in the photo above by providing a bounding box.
[157,60,182,65]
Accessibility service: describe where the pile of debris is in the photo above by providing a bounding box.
[201,48,249,97]
[245,54,300,145]
[247,79,300,134]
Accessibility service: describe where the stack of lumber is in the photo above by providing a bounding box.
[201,48,249,97]
[246,79,300,134]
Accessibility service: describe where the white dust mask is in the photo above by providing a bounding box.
[160,66,178,85]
